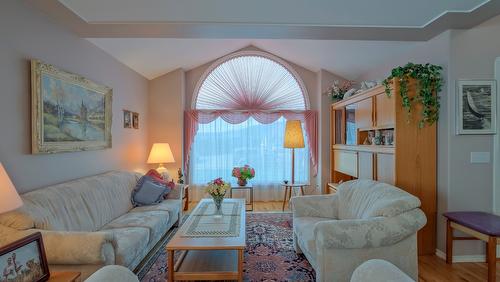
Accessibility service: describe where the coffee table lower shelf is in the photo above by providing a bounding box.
[168,249,244,281]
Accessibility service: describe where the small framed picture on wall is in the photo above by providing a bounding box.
[132,112,139,129]
[457,80,497,135]
[123,110,132,128]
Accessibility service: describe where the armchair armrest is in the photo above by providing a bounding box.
[291,194,339,219]
[166,184,184,200]
[39,230,115,265]
[315,208,426,249]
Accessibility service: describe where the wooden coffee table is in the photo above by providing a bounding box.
[166,198,246,281]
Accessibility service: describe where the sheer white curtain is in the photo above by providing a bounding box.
[189,116,309,201]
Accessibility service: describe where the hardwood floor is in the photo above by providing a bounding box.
[187,201,495,281]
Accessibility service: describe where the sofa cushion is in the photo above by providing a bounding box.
[0,210,35,230]
[105,227,150,267]
[338,180,421,220]
[132,176,170,206]
[5,171,139,232]
[130,199,181,224]
[102,211,169,244]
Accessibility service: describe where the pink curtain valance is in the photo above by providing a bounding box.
[184,110,318,175]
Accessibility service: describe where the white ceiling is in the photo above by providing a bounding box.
[87,38,419,80]
[28,0,500,80]
[61,0,486,27]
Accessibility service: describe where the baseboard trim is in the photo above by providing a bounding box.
[435,249,486,263]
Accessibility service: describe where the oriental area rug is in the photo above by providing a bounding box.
[137,213,316,281]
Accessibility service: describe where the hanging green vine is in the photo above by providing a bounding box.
[383,63,443,128]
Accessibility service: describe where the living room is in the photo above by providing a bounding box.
[1,0,500,281]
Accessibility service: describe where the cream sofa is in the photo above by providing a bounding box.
[0,171,182,280]
[291,179,426,282]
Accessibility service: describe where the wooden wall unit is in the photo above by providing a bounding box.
[329,80,437,255]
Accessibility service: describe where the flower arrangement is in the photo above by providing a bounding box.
[206,177,230,197]
[232,165,255,186]
[325,80,353,101]
[206,177,230,214]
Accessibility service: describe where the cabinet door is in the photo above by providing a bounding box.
[358,152,374,180]
[375,93,395,127]
[334,150,358,177]
[376,153,395,185]
[355,98,373,129]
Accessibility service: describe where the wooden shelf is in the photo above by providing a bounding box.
[331,85,386,109]
[332,144,395,154]
[358,124,395,131]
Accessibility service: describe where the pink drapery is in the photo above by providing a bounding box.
[184,110,318,176]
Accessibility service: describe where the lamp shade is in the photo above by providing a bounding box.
[0,163,22,213]
[147,143,175,164]
[284,120,305,148]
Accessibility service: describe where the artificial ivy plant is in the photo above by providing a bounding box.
[383,63,443,128]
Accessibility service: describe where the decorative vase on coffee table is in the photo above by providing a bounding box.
[212,194,224,217]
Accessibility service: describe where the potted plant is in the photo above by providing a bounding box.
[383,63,443,128]
[206,177,230,216]
[232,165,255,186]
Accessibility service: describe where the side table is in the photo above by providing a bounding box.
[282,183,308,211]
[229,183,254,211]
[49,271,81,282]
[182,184,189,211]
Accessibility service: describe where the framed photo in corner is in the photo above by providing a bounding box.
[0,232,50,282]
[457,79,497,135]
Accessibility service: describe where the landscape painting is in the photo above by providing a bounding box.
[31,60,112,153]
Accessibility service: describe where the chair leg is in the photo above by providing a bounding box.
[488,236,496,282]
[446,220,453,264]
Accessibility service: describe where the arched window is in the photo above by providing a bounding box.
[194,53,308,110]
[187,51,317,201]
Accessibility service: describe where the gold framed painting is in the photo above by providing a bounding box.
[31,60,112,154]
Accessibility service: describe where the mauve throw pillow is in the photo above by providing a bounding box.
[131,176,171,206]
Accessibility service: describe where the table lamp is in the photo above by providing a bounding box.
[284,120,305,184]
[147,143,175,179]
[0,162,22,214]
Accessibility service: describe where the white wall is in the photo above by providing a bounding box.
[0,1,149,193]
[317,70,348,192]
[148,68,185,180]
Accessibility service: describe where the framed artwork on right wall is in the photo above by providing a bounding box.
[457,79,497,135]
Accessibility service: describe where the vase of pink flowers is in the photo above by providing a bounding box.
[232,165,255,186]
[206,177,230,216]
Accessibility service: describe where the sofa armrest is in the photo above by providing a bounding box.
[166,184,184,200]
[315,208,426,249]
[39,230,115,265]
[291,194,339,219]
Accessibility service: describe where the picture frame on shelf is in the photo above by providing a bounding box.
[457,79,497,135]
[0,232,50,282]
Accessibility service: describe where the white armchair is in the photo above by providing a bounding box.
[291,179,426,282]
